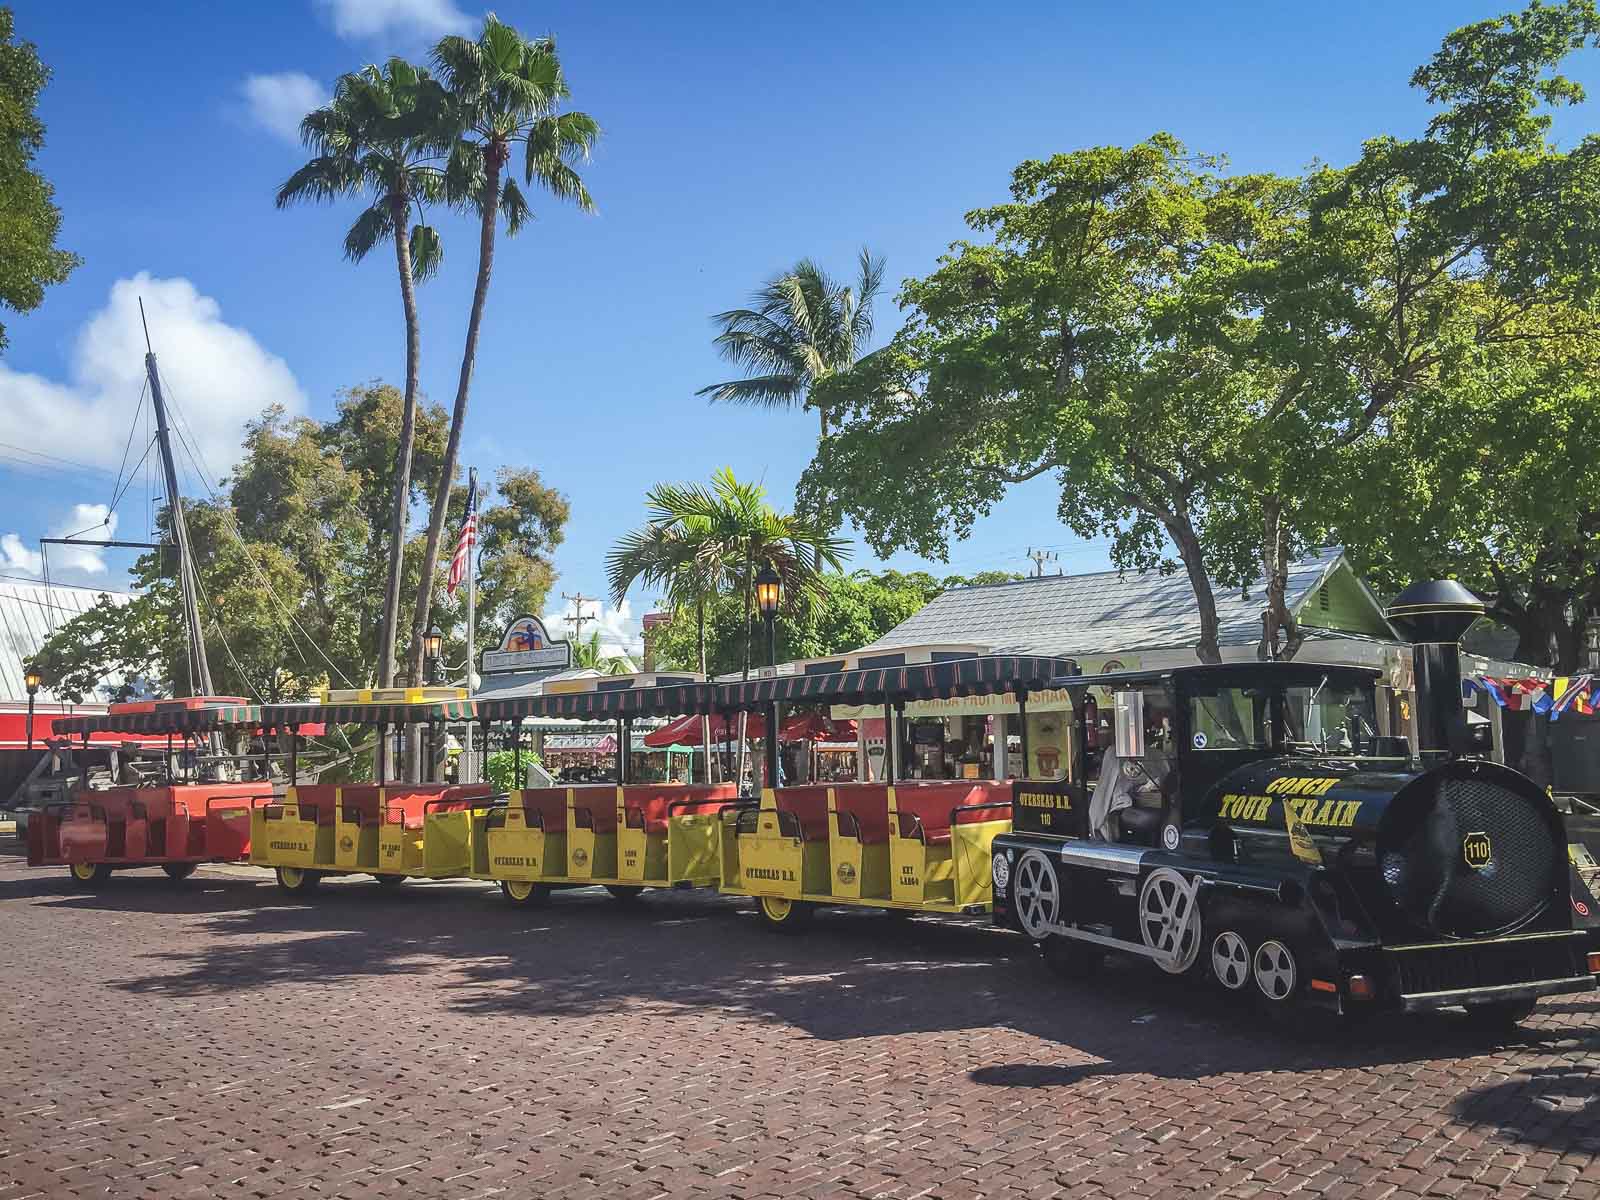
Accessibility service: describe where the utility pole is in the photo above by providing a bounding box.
[142,299,214,697]
[1026,548,1058,578]
[562,592,597,644]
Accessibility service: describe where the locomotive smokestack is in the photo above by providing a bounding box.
[1385,579,1486,759]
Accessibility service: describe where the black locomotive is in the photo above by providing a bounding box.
[992,580,1600,1026]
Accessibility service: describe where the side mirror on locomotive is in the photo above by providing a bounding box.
[992,579,1600,1029]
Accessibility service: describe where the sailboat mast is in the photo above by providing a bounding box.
[142,302,214,698]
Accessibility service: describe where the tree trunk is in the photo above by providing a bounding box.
[1167,516,1223,665]
[1256,497,1303,662]
[407,142,503,689]
[376,195,422,689]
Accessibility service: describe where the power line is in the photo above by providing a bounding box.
[0,441,118,478]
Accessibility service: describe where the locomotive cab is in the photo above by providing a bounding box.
[994,586,1600,1027]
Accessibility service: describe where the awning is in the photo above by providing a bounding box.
[720,655,1078,708]
[481,681,718,723]
[644,711,766,747]
[55,703,263,736]
[263,699,473,727]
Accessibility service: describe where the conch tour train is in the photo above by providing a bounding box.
[24,581,1600,1030]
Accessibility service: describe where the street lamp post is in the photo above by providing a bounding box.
[423,624,444,685]
[755,564,782,791]
[24,665,42,752]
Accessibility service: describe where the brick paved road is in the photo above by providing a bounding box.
[1,845,1597,1200]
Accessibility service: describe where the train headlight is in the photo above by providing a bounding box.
[992,851,1011,892]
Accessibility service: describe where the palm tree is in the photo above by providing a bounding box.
[572,629,632,675]
[276,58,447,687]
[698,249,886,438]
[608,468,848,787]
[405,15,600,688]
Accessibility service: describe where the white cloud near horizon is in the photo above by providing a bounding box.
[240,71,327,144]
[317,0,472,41]
[1,504,121,579]
[0,273,307,486]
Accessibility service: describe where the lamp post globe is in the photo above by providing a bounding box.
[23,664,41,752]
[424,625,444,685]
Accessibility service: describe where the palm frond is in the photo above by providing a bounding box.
[343,201,396,263]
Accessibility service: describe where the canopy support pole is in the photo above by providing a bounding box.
[289,725,299,786]
[621,716,632,785]
[480,718,492,784]
[513,717,523,788]
[1016,689,1030,779]
[883,697,896,783]
[615,717,625,784]
[376,722,387,784]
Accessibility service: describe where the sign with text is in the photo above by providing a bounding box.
[481,615,572,675]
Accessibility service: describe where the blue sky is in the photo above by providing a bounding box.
[5,0,1596,653]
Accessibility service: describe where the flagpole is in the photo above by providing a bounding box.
[465,467,477,782]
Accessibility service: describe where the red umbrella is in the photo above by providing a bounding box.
[642,712,766,748]
[779,712,858,743]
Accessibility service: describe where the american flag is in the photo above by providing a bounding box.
[446,469,478,597]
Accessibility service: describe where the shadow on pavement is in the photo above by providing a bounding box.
[9,854,1600,1085]
[1451,1067,1600,1154]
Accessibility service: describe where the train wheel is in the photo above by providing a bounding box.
[275,866,321,894]
[373,874,406,888]
[501,880,550,906]
[605,885,645,904]
[1252,939,1299,1003]
[68,862,111,889]
[1210,931,1251,991]
[1461,998,1537,1032]
[757,895,814,934]
[162,863,197,882]
[1138,868,1202,975]
[1012,849,1060,939]
[1042,935,1104,981]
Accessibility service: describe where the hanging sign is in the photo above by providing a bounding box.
[481,615,572,675]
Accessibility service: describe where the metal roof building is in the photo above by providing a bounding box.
[0,580,136,704]
[856,547,1400,669]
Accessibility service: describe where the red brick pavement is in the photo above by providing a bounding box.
[0,845,1596,1200]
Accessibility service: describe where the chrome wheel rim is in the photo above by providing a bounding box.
[1253,939,1297,1000]
[504,880,534,902]
[1013,850,1060,939]
[71,862,96,881]
[1211,931,1250,990]
[1139,868,1201,974]
[280,867,304,889]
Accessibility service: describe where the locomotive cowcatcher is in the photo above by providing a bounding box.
[992,580,1600,1027]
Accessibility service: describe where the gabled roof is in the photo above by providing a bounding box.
[858,547,1371,659]
[0,581,137,704]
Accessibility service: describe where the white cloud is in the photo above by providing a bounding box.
[2,503,119,578]
[317,0,472,40]
[0,273,307,485]
[545,597,644,658]
[240,71,327,145]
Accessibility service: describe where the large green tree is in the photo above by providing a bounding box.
[276,58,448,687]
[0,6,78,350]
[801,137,1299,663]
[407,15,599,687]
[698,249,886,438]
[1335,308,1600,671]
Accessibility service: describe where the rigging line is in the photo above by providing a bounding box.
[189,565,266,704]
[159,385,355,689]
[0,571,124,591]
[108,378,150,514]
[106,437,159,517]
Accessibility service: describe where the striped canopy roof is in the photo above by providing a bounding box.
[54,703,261,736]
[263,699,476,727]
[718,655,1079,708]
[479,681,718,723]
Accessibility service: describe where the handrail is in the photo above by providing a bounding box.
[834,809,862,840]
[896,812,927,843]
[624,806,645,830]
[667,796,728,817]
[572,804,595,830]
[950,800,1012,826]
[204,792,276,817]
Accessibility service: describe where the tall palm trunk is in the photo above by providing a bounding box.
[407,141,504,688]
[377,193,421,688]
